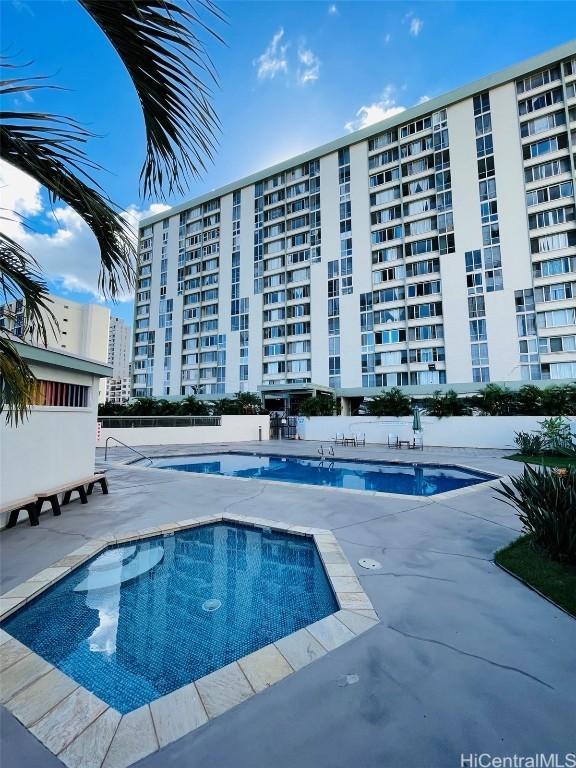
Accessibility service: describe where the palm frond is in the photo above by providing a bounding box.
[78,0,223,198]
[0,108,136,298]
[0,335,37,426]
[0,230,58,345]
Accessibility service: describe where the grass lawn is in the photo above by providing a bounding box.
[505,454,576,469]
[495,535,576,618]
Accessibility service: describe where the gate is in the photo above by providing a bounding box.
[269,414,298,440]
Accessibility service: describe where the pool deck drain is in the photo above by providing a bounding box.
[0,513,378,768]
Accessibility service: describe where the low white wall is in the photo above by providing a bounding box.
[1,408,98,510]
[97,415,270,448]
[296,415,576,450]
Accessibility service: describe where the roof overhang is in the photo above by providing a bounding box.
[13,340,112,378]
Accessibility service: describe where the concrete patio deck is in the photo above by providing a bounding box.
[1,441,574,768]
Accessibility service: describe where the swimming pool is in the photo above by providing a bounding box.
[2,522,337,714]
[147,453,495,496]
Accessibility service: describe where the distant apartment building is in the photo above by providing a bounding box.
[0,294,109,363]
[134,42,576,411]
[105,316,132,404]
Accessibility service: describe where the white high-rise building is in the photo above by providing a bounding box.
[0,294,109,363]
[133,42,576,411]
[105,316,132,404]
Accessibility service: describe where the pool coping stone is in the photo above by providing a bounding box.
[0,513,379,768]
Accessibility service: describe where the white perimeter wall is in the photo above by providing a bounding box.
[97,415,270,448]
[0,365,101,522]
[296,415,576,450]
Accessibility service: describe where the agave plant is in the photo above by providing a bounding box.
[1,0,223,424]
[496,465,576,563]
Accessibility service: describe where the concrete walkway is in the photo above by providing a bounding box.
[1,442,574,768]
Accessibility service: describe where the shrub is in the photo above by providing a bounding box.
[496,465,576,563]
[424,389,471,418]
[212,392,266,416]
[540,386,573,417]
[123,397,160,416]
[473,384,514,415]
[514,431,545,456]
[539,416,574,454]
[365,387,412,417]
[298,395,335,417]
[177,396,211,416]
[98,401,126,416]
[515,385,544,415]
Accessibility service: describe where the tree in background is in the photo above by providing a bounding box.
[471,383,514,415]
[424,389,471,418]
[365,388,412,417]
[212,392,267,416]
[177,395,211,416]
[298,395,336,418]
[1,0,223,423]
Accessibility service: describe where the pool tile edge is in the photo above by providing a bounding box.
[0,513,379,768]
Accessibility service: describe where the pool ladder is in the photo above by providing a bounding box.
[318,445,335,470]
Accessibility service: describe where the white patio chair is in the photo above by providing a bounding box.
[387,433,399,448]
[413,433,424,450]
[355,433,366,447]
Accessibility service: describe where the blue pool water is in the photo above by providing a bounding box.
[149,453,494,496]
[2,523,337,714]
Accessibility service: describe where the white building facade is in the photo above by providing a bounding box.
[134,42,576,406]
[0,294,110,363]
[105,316,132,404]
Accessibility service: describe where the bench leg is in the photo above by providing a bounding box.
[88,476,109,496]
[26,503,39,526]
[6,504,39,528]
[6,509,20,528]
[62,490,71,506]
[48,494,61,517]
[78,485,88,504]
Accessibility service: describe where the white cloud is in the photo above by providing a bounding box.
[405,13,423,37]
[0,160,169,301]
[254,28,289,81]
[296,46,320,85]
[345,85,406,132]
[418,95,430,104]
[384,33,391,44]
[254,30,320,86]
[328,4,338,15]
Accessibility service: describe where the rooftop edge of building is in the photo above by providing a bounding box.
[139,38,576,229]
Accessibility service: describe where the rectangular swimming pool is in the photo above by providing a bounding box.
[146,453,495,496]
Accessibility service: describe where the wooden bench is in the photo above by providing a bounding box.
[86,472,109,497]
[2,496,40,528]
[36,473,109,517]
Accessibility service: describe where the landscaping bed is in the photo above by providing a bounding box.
[505,454,576,469]
[495,535,576,618]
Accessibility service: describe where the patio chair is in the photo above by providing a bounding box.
[355,433,366,447]
[387,433,399,448]
[333,433,345,446]
[412,433,424,450]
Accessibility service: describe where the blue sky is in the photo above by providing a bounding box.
[2,0,575,325]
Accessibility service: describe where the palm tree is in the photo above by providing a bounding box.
[0,0,223,423]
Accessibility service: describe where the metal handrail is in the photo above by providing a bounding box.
[104,437,152,465]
